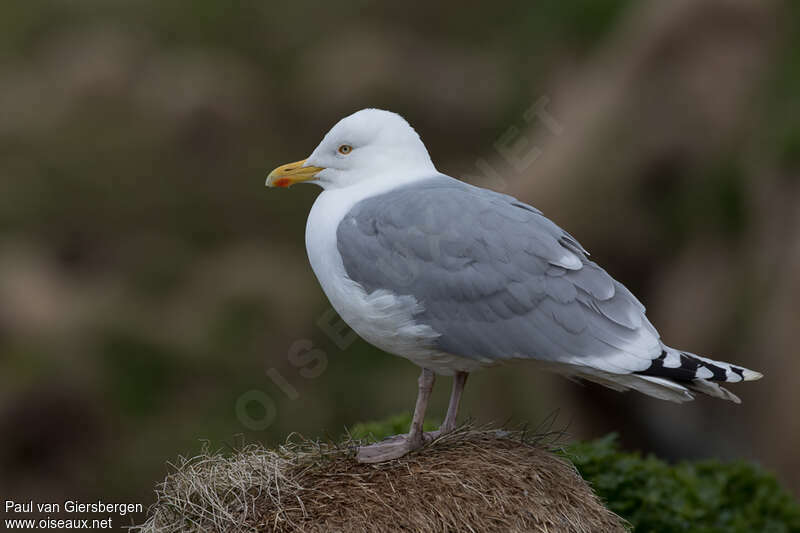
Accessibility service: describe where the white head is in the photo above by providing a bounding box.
[266,109,436,190]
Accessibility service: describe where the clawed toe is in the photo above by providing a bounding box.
[356,434,426,463]
[356,439,412,463]
[356,430,450,463]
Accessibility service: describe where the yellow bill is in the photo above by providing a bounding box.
[266,159,324,188]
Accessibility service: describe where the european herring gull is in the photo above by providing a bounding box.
[266,108,762,463]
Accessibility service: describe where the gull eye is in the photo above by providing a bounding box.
[338,144,352,155]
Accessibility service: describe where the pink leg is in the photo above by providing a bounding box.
[440,371,468,433]
[407,368,436,447]
[356,368,435,463]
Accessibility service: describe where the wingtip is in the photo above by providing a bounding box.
[742,369,763,381]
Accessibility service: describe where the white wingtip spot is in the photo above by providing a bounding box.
[695,367,714,380]
[662,349,682,369]
[725,369,743,383]
[742,369,763,381]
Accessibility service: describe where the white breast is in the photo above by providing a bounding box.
[304,177,485,375]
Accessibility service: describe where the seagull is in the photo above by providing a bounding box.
[266,108,763,463]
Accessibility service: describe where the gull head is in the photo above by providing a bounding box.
[267,109,436,190]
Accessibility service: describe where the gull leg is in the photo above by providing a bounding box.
[356,368,435,463]
[407,367,436,448]
[439,371,468,434]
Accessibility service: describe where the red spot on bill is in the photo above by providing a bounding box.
[274,178,291,188]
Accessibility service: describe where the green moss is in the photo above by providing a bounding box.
[563,434,800,533]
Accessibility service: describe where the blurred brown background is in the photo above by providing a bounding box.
[1,0,798,522]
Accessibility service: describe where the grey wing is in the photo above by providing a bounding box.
[336,175,661,375]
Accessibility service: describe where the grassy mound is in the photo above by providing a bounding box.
[134,427,625,533]
[355,416,800,532]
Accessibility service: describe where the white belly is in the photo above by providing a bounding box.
[304,183,485,375]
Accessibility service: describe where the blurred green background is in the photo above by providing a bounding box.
[1,0,798,524]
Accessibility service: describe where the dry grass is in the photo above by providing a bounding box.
[133,427,626,533]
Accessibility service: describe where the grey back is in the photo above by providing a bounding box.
[336,175,661,372]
